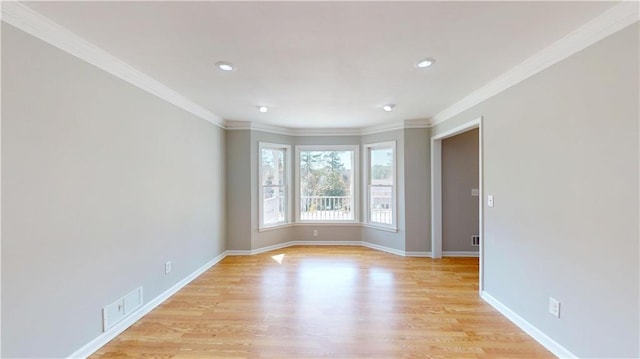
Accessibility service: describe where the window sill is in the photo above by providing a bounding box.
[258,223,293,232]
[362,223,399,233]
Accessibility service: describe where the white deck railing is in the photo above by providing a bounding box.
[370,193,392,224]
[300,196,352,220]
[299,195,393,224]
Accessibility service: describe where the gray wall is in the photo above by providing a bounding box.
[404,128,431,253]
[2,24,226,358]
[432,23,639,358]
[225,130,252,250]
[442,128,479,252]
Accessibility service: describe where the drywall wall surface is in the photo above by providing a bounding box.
[226,129,252,251]
[403,127,431,253]
[442,129,479,252]
[293,225,362,242]
[2,24,226,358]
[432,23,639,358]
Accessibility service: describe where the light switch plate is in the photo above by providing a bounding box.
[488,195,494,207]
[549,297,561,318]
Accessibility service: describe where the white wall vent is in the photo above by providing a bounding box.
[103,287,143,332]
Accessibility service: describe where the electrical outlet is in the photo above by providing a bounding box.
[313,229,319,237]
[165,261,172,274]
[549,297,560,318]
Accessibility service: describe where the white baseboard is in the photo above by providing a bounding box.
[481,291,577,359]
[68,252,227,358]
[224,249,253,256]
[443,251,479,257]
[405,251,432,257]
[233,241,431,258]
[241,240,430,258]
[226,241,291,256]
[360,241,406,256]
[226,240,362,256]
[290,240,362,246]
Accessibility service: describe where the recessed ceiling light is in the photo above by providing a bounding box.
[383,104,395,112]
[258,106,268,113]
[215,61,235,71]
[416,58,435,68]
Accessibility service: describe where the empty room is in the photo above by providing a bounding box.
[1,1,638,358]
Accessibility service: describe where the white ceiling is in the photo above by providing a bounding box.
[25,1,617,129]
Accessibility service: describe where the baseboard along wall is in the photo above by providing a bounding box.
[480,291,577,358]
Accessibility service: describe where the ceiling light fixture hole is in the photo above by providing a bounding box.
[215,61,235,71]
[416,58,435,68]
[383,104,395,112]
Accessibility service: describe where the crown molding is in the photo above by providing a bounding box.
[1,1,225,128]
[403,119,431,129]
[360,120,405,136]
[226,121,295,136]
[293,127,362,137]
[431,1,640,127]
[225,119,431,137]
[225,120,363,136]
[224,120,261,131]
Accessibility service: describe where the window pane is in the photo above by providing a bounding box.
[299,150,353,221]
[370,185,393,225]
[261,148,285,186]
[263,186,286,225]
[370,148,393,185]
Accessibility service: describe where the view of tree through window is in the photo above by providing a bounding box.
[299,149,354,221]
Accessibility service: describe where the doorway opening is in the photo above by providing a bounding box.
[431,116,483,293]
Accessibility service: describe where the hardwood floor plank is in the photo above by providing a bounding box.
[90,246,554,358]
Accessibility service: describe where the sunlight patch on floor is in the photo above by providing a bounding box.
[271,253,285,264]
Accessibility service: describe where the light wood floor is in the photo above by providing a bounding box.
[91,246,554,358]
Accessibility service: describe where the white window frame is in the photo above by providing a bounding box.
[295,145,359,223]
[258,142,292,230]
[364,141,397,231]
